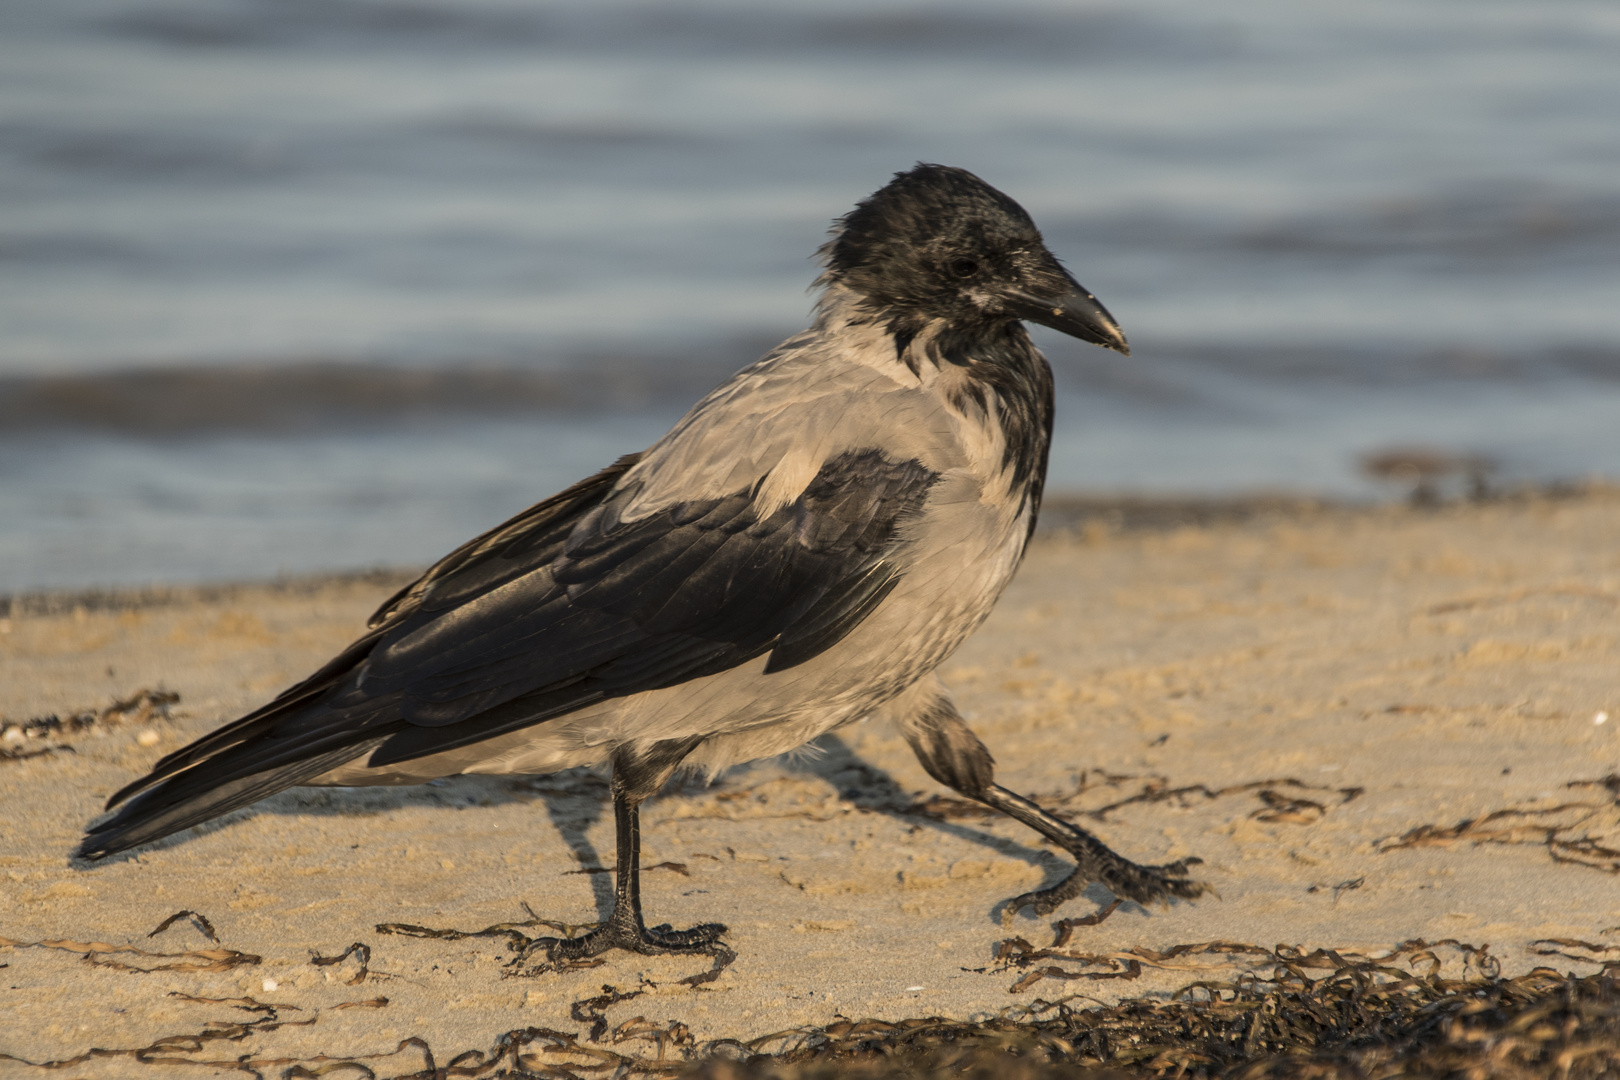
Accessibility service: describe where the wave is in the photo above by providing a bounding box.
[1047,188,1620,267]
[5,340,1619,437]
[0,356,746,436]
[100,1,1226,64]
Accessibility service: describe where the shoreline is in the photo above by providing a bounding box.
[4,491,1347,619]
[8,483,1603,618]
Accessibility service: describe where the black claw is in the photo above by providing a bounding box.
[1007,854,1208,919]
[645,922,730,949]
[531,920,728,962]
[977,783,1211,921]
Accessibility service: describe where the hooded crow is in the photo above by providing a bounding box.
[80,164,1205,960]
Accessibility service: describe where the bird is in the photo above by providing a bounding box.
[79,164,1205,961]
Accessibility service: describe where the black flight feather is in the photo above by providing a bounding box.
[80,448,936,859]
[367,448,938,764]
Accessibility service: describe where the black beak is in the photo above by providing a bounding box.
[1001,274,1129,356]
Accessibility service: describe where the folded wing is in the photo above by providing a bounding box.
[80,448,937,858]
[363,447,939,763]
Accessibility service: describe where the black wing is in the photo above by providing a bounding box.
[79,456,640,857]
[81,449,936,858]
[364,448,938,764]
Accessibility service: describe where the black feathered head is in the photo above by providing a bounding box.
[822,164,1127,354]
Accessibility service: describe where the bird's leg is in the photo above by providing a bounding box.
[542,738,726,960]
[898,687,1206,918]
[972,783,1204,916]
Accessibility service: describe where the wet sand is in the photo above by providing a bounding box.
[3,490,1618,1076]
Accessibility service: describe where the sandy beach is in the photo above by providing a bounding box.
[3,490,1618,1077]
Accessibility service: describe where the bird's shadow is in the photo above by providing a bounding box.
[70,770,610,909]
[522,769,614,919]
[72,738,1143,925]
[774,733,1144,924]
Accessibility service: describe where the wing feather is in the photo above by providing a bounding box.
[364,448,939,761]
[83,447,940,858]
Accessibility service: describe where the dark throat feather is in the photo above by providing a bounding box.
[924,319,1055,540]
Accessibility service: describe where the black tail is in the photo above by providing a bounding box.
[77,739,386,860]
[78,633,399,861]
[78,456,641,862]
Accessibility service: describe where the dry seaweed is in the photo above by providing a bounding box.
[1529,938,1620,973]
[572,983,652,1042]
[146,908,220,943]
[0,743,73,763]
[690,962,1613,1080]
[332,996,391,1010]
[6,940,1619,1078]
[311,941,373,984]
[1380,774,1620,873]
[0,933,260,973]
[8,687,178,739]
[376,906,737,986]
[1304,878,1365,903]
[250,964,1620,1079]
[1,688,179,764]
[1079,777,1363,823]
[1248,790,1325,825]
[906,774,1362,827]
[0,991,312,1072]
[989,929,1500,997]
[376,911,594,954]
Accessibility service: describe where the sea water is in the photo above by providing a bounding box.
[3,0,1618,590]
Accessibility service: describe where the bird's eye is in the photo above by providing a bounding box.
[948,257,979,278]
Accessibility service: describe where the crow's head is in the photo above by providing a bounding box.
[823,163,1127,355]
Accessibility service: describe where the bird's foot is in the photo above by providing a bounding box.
[529,918,729,962]
[517,918,734,986]
[977,784,1209,922]
[1004,826,1207,922]
[1006,856,1205,922]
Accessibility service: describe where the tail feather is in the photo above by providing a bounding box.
[104,631,385,811]
[78,456,643,862]
[82,626,395,859]
[80,697,403,859]
[78,739,388,860]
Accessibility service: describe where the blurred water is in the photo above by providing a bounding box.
[3,0,1619,590]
